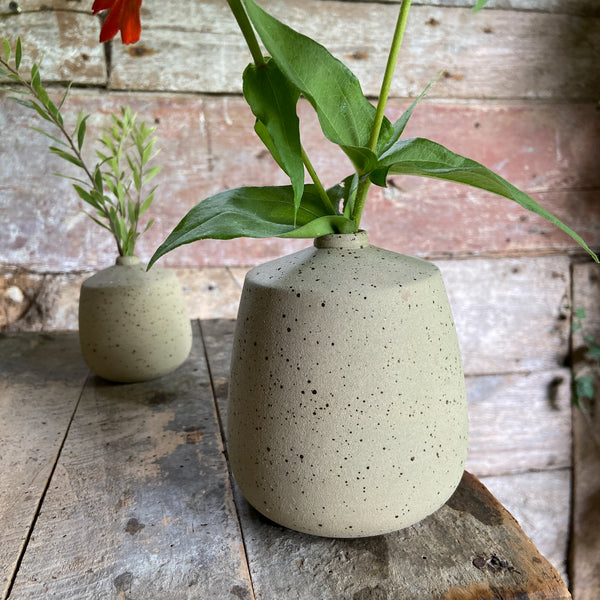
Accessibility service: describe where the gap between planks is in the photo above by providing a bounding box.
[198,319,257,600]
[2,373,90,600]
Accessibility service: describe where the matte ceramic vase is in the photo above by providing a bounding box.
[79,256,192,383]
[227,231,468,537]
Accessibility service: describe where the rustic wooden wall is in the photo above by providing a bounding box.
[1,0,599,596]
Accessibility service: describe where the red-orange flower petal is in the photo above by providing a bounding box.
[92,0,142,45]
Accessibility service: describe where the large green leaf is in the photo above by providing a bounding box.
[242,0,391,172]
[371,137,598,262]
[243,58,304,214]
[148,185,356,268]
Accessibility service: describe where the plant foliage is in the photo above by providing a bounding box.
[0,38,161,257]
[146,0,597,267]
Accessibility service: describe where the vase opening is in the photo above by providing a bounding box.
[314,230,369,250]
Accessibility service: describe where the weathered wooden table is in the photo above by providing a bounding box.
[0,320,571,600]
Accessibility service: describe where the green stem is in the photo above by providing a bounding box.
[352,0,412,228]
[302,147,336,214]
[226,0,265,67]
[367,0,412,152]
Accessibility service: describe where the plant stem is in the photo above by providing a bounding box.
[302,147,336,214]
[367,0,412,153]
[351,0,412,228]
[226,0,265,67]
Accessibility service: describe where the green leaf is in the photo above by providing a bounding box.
[49,145,83,168]
[379,75,440,155]
[148,185,355,268]
[2,38,10,63]
[589,345,600,361]
[30,126,69,148]
[73,184,101,209]
[242,0,392,170]
[280,215,357,238]
[15,38,22,70]
[371,137,599,262]
[575,376,595,402]
[472,0,490,12]
[243,58,304,214]
[74,112,89,152]
[142,165,161,184]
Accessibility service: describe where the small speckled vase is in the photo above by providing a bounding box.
[227,231,468,537]
[78,256,192,383]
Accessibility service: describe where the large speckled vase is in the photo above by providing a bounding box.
[79,256,192,383]
[227,231,468,537]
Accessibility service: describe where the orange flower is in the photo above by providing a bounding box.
[92,0,143,45]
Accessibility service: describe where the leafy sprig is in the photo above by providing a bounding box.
[0,37,161,257]
[148,0,597,268]
[573,307,600,411]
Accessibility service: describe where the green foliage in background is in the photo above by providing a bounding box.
[0,38,161,257]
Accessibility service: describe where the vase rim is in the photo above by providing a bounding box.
[115,255,141,266]
[314,230,369,250]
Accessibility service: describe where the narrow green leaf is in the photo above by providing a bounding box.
[148,185,354,268]
[73,184,100,209]
[379,75,440,155]
[15,38,22,70]
[142,165,162,184]
[143,218,155,233]
[86,212,112,232]
[472,0,490,12]
[93,166,104,193]
[49,146,84,168]
[242,0,392,169]
[75,113,89,152]
[576,376,595,401]
[30,126,68,148]
[57,82,72,111]
[2,38,10,63]
[243,58,304,214]
[372,137,599,262]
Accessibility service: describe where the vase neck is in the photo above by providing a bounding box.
[115,255,141,266]
[314,230,369,250]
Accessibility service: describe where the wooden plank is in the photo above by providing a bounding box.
[438,256,571,375]
[8,323,254,599]
[2,90,598,272]
[570,262,600,600]
[233,472,570,599]
[0,8,106,85]
[481,469,571,585]
[336,0,600,17]
[0,332,88,598]
[466,369,571,477]
[108,0,600,100]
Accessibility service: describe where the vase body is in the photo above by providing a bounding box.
[227,231,468,537]
[79,256,192,383]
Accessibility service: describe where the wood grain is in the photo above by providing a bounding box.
[481,469,571,583]
[106,0,600,101]
[570,262,600,600]
[0,333,88,599]
[337,0,600,17]
[7,323,254,600]
[2,90,598,272]
[0,9,105,85]
[230,472,570,600]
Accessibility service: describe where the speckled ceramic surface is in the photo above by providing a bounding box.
[228,231,468,537]
[79,256,192,383]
